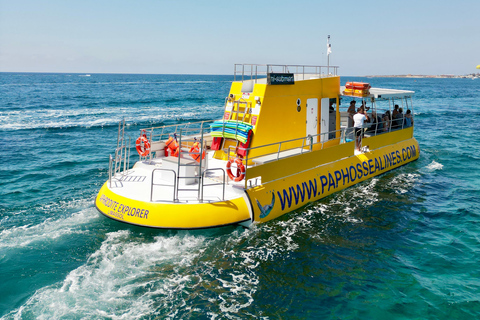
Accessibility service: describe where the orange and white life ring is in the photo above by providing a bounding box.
[135,134,151,157]
[226,158,246,182]
[189,142,205,163]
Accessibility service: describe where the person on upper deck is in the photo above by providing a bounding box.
[353,106,369,151]
[405,109,414,127]
[347,100,356,127]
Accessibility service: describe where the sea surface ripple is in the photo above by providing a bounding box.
[0,73,479,319]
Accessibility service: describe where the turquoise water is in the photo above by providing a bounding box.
[1,73,479,319]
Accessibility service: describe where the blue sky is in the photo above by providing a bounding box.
[1,0,479,75]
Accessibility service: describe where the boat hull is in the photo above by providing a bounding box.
[247,137,419,223]
[96,135,419,229]
[95,184,252,229]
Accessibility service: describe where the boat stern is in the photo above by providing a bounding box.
[95,182,252,229]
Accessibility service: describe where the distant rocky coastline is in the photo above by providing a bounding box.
[367,73,479,79]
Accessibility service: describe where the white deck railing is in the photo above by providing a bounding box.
[234,64,339,83]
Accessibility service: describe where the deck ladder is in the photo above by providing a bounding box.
[114,119,130,176]
[174,127,207,201]
[221,98,251,152]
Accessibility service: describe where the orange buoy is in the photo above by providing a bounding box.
[226,158,246,182]
[135,134,151,157]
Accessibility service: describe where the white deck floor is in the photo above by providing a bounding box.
[109,150,246,204]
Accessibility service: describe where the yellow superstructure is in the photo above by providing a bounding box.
[95,64,419,229]
[215,74,341,162]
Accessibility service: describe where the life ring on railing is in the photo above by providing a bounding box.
[189,142,205,163]
[226,158,245,182]
[135,131,151,157]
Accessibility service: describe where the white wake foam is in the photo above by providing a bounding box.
[0,107,217,131]
[5,230,207,319]
[426,160,444,171]
[0,203,98,250]
[390,172,421,194]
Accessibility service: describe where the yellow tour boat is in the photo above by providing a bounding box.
[95,64,419,229]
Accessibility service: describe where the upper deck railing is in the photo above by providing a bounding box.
[234,64,339,83]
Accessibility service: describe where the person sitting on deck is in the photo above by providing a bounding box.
[353,106,369,151]
[360,100,370,112]
[382,111,391,132]
[393,107,404,129]
[392,104,400,118]
[405,109,414,127]
[366,111,383,133]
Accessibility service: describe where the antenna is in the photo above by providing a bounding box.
[327,35,332,75]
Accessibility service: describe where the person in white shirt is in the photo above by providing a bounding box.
[353,106,369,151]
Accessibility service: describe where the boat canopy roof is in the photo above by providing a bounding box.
[340,86,415,100]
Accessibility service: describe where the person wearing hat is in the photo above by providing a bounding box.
[347,100,356,128]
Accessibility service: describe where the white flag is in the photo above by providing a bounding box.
[327,43,332,55]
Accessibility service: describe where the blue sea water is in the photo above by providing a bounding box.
[0,72,479,319]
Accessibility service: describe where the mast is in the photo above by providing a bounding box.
[327,35,332,75]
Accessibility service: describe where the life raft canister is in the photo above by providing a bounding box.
[345,81,371,90]
[189,141,205,163]
[135,130,151,157]
[226,158,246,182]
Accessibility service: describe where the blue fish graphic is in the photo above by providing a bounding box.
[256,193,275,219]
